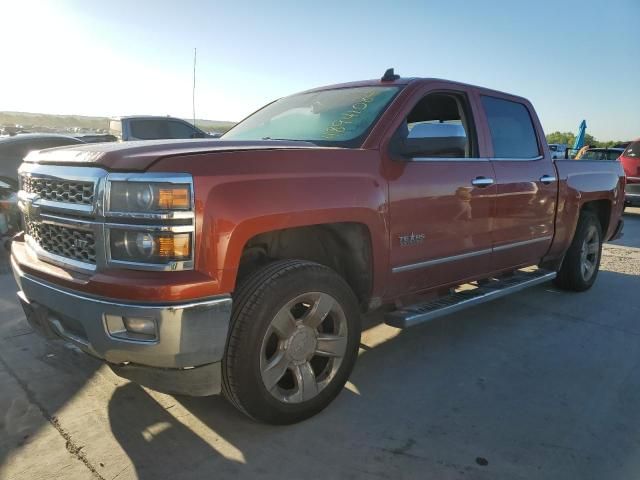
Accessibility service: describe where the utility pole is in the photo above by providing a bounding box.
[192,48,197,127]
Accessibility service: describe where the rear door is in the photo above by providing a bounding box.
[479,94,557,271]
[385,85,496,295]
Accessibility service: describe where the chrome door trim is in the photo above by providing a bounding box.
[410,157,491,163]
[489,155,545,162]
[392,235,553,273]
[493,235,553,252]
[392,248,492,273]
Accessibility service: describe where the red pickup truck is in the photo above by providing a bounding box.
[11,70,625,424]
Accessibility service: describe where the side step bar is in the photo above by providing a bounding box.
[385,269,557,329]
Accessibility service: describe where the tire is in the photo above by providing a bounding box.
[222,260,361,424]
[554,210,603,292]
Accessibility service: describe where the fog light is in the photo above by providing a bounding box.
[123,316,156,336]
[105,314,157,341]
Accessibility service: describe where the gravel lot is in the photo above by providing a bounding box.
[1,208,639,480]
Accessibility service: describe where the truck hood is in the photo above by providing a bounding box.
[24,139,320,171]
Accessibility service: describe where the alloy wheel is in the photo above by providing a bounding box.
[259,291,348,403]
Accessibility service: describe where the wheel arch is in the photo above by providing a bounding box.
[232,221,375,310]
[580,199,611,235]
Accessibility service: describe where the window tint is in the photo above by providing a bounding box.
[481,96,540,159]
[167,121,197,139]
[401,92,475,158]
[130,120,166,140]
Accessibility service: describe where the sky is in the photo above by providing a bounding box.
[1,0,639,140]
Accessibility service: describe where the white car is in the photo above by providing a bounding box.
[548,143,567,159]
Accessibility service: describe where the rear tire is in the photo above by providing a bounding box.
[554,211,603,292]
[222,260,361,424]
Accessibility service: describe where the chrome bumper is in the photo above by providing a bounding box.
[11,256,232,396]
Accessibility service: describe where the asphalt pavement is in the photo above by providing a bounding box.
[1,208,639,480]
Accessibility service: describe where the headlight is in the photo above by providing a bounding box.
[110,229,192,264]
[105,174,194,270]
[109,181,191,212]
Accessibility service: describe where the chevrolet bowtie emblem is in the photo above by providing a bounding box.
[25,196,42,221]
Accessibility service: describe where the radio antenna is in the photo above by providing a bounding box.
[192,48,197,127]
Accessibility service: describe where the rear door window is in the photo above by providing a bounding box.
[130,120,167,140]
[481,96,540,159]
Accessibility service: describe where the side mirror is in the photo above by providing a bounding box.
[396,123,467,158]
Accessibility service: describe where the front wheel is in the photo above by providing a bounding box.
[554,210,603,292]
[222,260,361,424]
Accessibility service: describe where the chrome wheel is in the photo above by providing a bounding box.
[259,292,348,404]
[580,225,600,281]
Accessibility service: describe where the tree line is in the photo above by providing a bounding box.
[545,131,627,149]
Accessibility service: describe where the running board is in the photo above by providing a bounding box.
[385,269,557,329]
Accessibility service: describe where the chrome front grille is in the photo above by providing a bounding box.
[18,163,195,273]
[25,220,96,264]
[21,175,94,205]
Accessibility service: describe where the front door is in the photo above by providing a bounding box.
[386,88,496,296]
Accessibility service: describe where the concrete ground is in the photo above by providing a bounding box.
[1,209,639,480]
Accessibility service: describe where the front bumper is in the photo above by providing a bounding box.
[12,255,232,396]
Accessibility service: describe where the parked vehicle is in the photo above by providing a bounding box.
[0,133,85,187]
[109,116,210,141]
[620,139,640,206]
[548,143,567,159]
[0,178,20,249]
[578,147,625,161]
[11,70,625,424]
[74,134,118,144]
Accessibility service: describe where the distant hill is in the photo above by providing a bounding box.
[0,111,236,134]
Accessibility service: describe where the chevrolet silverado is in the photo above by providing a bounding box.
[11,70,625,424]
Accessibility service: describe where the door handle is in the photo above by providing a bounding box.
[540,175,557,185]
[471,177,494,187]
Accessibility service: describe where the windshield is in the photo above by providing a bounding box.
[222,86,400,147]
